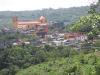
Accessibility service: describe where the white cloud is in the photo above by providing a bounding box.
[0,0,96,11]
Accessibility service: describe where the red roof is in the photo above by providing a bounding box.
[18,21,40,24]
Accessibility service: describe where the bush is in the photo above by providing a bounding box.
[23,63,31,69]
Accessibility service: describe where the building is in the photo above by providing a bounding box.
[50,21,64,28]
[65,32,88,41]
[12,15,49,30]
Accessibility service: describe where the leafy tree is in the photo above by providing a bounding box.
[22,42,25,48]
[92,41,100,47]
[95,65,100,75]
[79,55,85,64]
[35,50,47,63]
[70,1,100,39]
[49,25,54,29]
[6,47,26,68]
[70,13,100,38]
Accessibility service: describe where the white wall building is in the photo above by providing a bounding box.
[45,35,54,38]
[76,36,88,41]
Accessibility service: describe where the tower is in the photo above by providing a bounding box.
[15,15,18,28]
[12,16,15,28]
[12,15,18,28]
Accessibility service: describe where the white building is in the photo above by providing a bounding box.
[76,36,88,41]
[45,34,54,38]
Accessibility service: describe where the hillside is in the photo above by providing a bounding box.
[16,52,100,75]
[0,6,90,28]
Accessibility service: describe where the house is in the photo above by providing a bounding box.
[45,34,54,38]
[4,39,14,46]
[61,40,71,46]
[37,32,47,38]
[53,41,62,46]
[36,27,49,38]
[28,39,41,45]
[57,33,65,38]
[65,32,88,41]
[3,28,17,35]
[14,39,25,45]
[41,41,48,46]
[50,21,64,29]
[93,36,100,42]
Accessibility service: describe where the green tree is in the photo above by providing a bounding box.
[35,50,46,63]
[92,41,100,50]
[95,65,100,75]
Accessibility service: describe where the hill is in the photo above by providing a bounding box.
[0,6,90,28]
[16,52,100,75]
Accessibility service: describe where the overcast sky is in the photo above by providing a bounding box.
[0,0,97,11]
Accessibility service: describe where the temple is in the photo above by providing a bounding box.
[12,15,49,30]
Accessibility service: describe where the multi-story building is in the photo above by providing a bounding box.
[65,32,88,41]
[50,21,64,28]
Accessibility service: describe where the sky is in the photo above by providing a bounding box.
[0,0,98,11]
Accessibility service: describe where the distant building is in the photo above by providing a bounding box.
[65,32,88,41]
[50,21,64,28]
[12,15,49,30]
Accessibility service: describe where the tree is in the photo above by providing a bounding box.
[22,42,25,48]
[70,0,100,39]
[6,47,26,68]
[92,41,100,50]
[35,50,46,63]
[49,25,54,29]
[95,65,100,75]
[70,12,100,38]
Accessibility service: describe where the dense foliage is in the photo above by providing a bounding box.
[0,32,39,41]
[0,42,100,75]
[16,51,100,75]
[70,1,100,39]
[0,6,89,28]
[70,13,100,37]
[0,45,78,75]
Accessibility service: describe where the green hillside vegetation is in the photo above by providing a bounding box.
[0,6,89,28]
[16,50,100,75]
[1,42,100,75]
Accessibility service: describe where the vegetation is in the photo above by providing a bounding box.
[70,1,100,40]
[0,6,89,28]
[16,51,100,75]
[0,43,100,75]
[0,32,39,41]
[0,45,77,75]
[1,1,100,75]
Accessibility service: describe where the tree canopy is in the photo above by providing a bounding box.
[70,1,100,38]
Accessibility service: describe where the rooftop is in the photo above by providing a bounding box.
[18,21,40,24]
